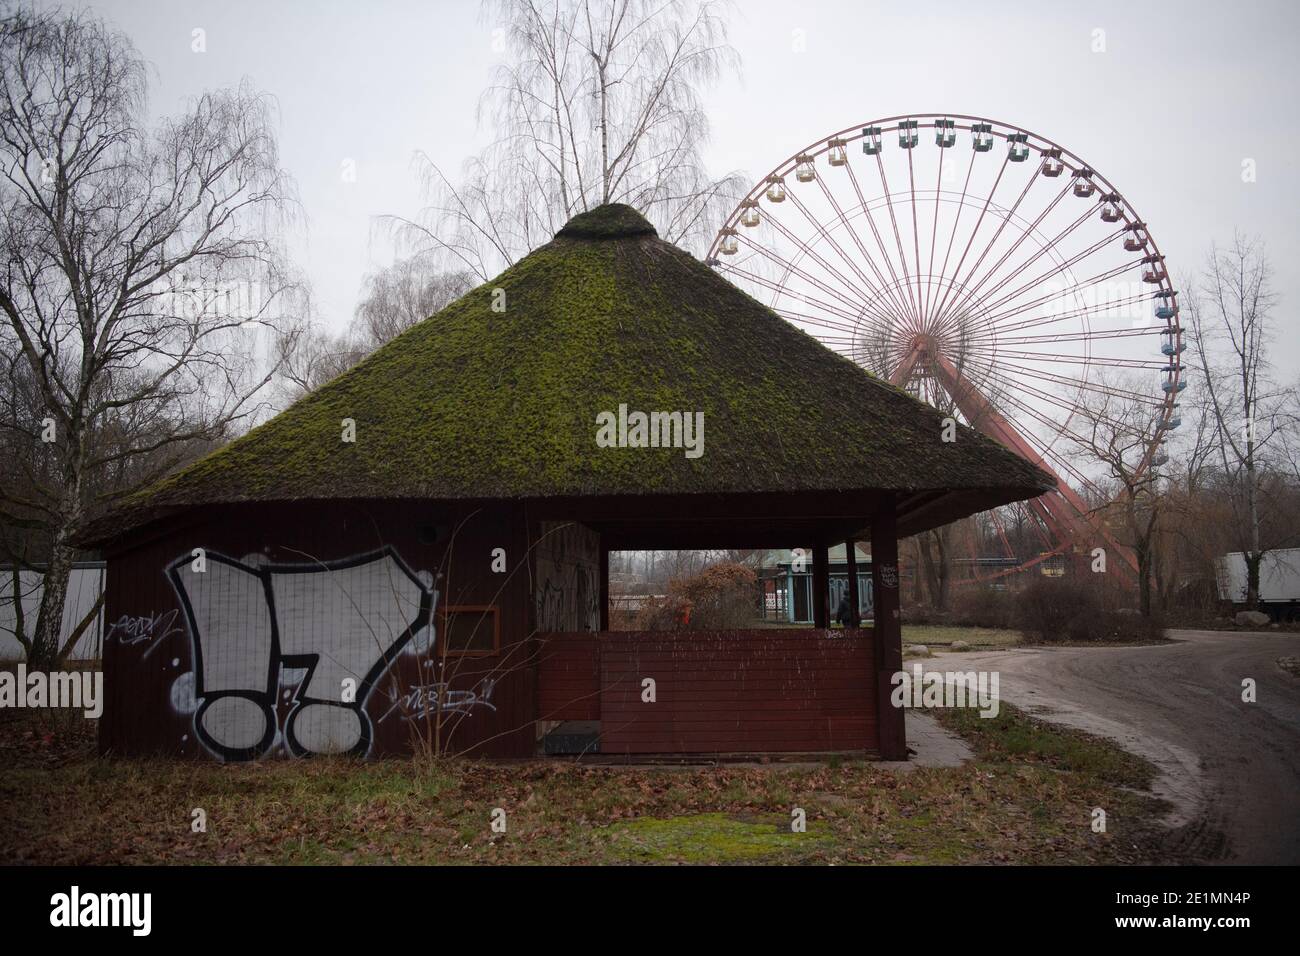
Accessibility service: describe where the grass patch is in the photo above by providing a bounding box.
[600,812,834,863]
[933,703,1156,790]
[902,625,1022,648]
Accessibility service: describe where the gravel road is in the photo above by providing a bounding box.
[934,629,1300,864]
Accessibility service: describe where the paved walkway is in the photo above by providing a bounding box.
[879,711,974,770]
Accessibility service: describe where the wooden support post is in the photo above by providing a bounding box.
[812,540,830,629]
[871,502,906,759]
[844,539,860,626]
[598,542,610,632]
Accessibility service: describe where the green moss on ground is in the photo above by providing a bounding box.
[600,811,834,863]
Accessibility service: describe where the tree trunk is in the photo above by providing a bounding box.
[1246,428,1261,609]
[9,567,31,658]
[30,541,74,669]
[1137,545,1152,617]
[30,477,83,669]
[917,529,951,611]
[1245,551,1263,613]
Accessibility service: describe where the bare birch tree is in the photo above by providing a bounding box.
[390,0,743,279]
[1182,234,1289,609]
[352,256,474,351]
[0,6,303,667]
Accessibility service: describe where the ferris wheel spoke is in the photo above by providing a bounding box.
[810,177,914,323]
[972,217,1124,322]
[751,211,880,316]
[966,183,1083,310]
[986,350,1167,372]
[928,151,1012,330]
[931,168,1049,334]
[922,145,946,320]
[843,160,923,329]
[991,359,1167,406]
[870,152,924,328]
[933,369,1108,497]
[958,333,1167,368]
[976,257,1143,331]
[932,179,1074,338]
[776,308,877,338]
[977,365,1161,436]
[721,260,883,328]
[782,187,906,325]
[733,231,877,318]
[995,326,1169,346]
[984,391,1110,498]
[931,148,979,321]
[992,294,1156,336]
[906,145,926,325]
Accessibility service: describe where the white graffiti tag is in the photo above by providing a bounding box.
[167,547,436,761]
[377,676,498,723]
[106,609,184,659]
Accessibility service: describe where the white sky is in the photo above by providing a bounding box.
[76,0,1300,370]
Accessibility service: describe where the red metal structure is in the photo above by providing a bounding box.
[708,114,1185,576]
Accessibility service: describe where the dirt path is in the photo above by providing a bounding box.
[935,629,1300,864]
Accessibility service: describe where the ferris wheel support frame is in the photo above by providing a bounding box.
[918,346,1139,576]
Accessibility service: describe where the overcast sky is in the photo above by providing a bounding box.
[75,0,1299,369]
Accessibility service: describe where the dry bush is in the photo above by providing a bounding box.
[903,587,1015,628]
[633,562,758,631]
[1015,575,1166,643]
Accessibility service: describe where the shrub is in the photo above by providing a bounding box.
[902,586,1015,628]
[950,587,1016,628]
[631,594,686,631]
[633,562,758,631]
[1015,575,1166,643]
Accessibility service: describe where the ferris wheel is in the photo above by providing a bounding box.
[707,114,1186,575]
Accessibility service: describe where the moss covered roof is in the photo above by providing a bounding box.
[85,203,1052,543]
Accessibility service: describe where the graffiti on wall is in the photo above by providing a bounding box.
[167,547,437,761]
[376,676,498,724]
[535,521,600,632]
[106,609,184,659]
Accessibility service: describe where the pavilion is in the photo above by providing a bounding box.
[82,204,1052,762]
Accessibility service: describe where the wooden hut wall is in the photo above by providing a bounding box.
[536,630,878,754]
[99,500,536,759]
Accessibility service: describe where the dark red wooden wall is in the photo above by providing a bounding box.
[100,500,536,759]
[537,629,877,754]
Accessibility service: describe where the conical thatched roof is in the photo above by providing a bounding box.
[84,204,1052,544]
